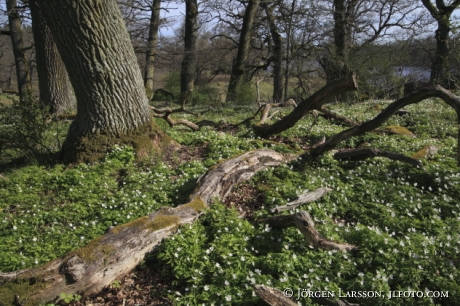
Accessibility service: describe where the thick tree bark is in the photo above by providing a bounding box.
[226,0,260,102]
[421,0,460,88]
[263,4,283,103]
[0,149,294,303]
[35,0,155,163]
[310,85,460,166]
[144,0,161,100]
[6,0,32,101]
[30,0,76,115]
[254,67,358,136]
[180,0,198,97]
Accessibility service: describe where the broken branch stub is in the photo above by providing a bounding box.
[254,67,358,137]
[270,187,332,214]
[294,211,357,252]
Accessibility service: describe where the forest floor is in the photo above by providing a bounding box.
[1,98,460,305]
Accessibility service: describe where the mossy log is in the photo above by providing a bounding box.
[0,149,295,304]
[270,187,332,214]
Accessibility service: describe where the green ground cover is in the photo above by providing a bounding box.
[0,98,459,305]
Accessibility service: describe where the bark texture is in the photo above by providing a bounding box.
[6,0,32,100]
[180,0,198,96]
[30,0,76,114]
[144,0,161,100]
[263,4,283,103]
[35,0,153,163]
[226,0,260,102]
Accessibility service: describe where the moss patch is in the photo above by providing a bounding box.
[62,119,174,164]
[180,197,208,212]
[0,280,45,306]
[70,236,115,264]
[110,213,180,235]
[383,125,415,137]
[411,145,438,159]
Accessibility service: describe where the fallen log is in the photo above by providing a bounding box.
[0,149,296,304]
[334,148,423,169]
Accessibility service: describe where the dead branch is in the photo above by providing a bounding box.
[294,211,357,252]
[254,67,358,136]
[317,106,361,126]
[334,148,423,169]
[253,285,359,306]
[309,85,460,166]
[270,187,332,214]
[258,99,298,125]
[0,149,295,302]
[253,285,297,306]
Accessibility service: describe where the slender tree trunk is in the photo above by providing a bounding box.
[226,0,260,102]
[6,0,32,100]
[180,0,198,97]
[36,0,159,163]
[283,0,296,101]
[264,4,283,103]
[144,0,161,100]
[421,0,459,88]
[30,0,76,115]
[321,0,355,84]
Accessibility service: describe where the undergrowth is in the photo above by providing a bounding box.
[0,98,459,305]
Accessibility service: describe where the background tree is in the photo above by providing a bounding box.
[421,0,460,88]
[180,0,198,97]
[5,0,32,100]
[226,0,260,102]
[29,0,76,114]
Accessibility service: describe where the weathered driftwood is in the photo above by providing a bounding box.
[310,85,460,166]
[294,212,357,252]
[270,187,332,214]
[0,149,295,304]
[253,285,359,306]
[334,148,423,169]
[254,67,358,136]
[254,285,297,306]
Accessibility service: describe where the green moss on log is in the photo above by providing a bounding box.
[383,125,415,137]
[180,197,208,212]
[70,236,115,264]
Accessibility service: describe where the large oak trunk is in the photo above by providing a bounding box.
[36,0,154,163]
